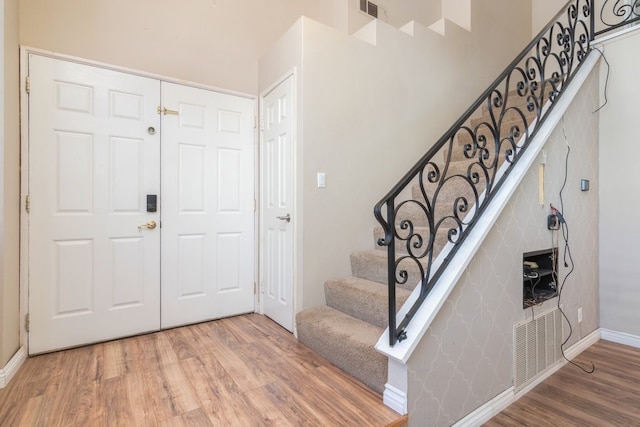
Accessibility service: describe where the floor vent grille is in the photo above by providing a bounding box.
[514,307,562,391]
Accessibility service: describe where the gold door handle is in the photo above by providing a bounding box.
[138,220,157,231]
[156,106,179,116]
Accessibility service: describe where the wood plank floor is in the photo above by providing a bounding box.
[485,340,640,426]
[0,313,406,427]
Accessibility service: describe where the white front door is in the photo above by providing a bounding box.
[26,55,257,354]
[160,82,256,328]
[261,74,295,332]
[28,55,161,354]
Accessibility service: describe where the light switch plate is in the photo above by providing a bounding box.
[317,172,326,188]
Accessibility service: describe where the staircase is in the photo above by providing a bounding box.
[292,0,630,420]
[294,0,606,401]
[296,92,539,393]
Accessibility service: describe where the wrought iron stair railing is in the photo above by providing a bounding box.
[374,0,640,347]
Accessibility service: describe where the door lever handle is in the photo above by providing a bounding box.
[156,106,179,116]
[276,214,291,223]
[138,220,157,231]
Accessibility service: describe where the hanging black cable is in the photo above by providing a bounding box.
[555,119,595,374]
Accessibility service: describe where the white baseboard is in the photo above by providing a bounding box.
[453,328,601,427]
[0,346,27,388]
[601,329,640,348]
[453,388,514,427]
[383,383,408,415]
[564,329,601,360]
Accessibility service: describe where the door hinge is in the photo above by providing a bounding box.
[254,199,257,212]
[25,76,30,95]
[25,314,30,332]
[254,282,257,294]
[25,195,31,213]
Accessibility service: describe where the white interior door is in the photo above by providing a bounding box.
[28,55,161,354]
[261,74,295,332]
[160,82,256,328]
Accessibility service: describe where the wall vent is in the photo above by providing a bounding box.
[359,0,379,19]
[514,307,562,391]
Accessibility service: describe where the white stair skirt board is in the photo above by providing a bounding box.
[453,329,601,427]
[376,50,601,414]
[601,329,640,349]
[0,347,27,388]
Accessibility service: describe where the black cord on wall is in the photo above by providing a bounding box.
[554,117,595,374]
[592,47,610,113]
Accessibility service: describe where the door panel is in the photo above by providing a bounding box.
[160,82,255,328]
[28,55,161,354]
[262,75,295,332]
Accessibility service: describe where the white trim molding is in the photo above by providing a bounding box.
[601,329,640,348]
[454,388,514,427]
[384,384,408,415]
[0,346,26,388]
[564,329,602,360]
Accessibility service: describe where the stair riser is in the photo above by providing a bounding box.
[325,278,410,329]
[296,308,387,394]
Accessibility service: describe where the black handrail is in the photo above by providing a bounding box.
[374,0,594,346]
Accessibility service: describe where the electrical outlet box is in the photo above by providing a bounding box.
[547,214,559,230]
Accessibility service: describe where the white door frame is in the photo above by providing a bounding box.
[258,69,300,334]
[19,47,260,354]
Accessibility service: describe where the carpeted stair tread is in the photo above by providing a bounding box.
[351,250,423,290]
[296,306,387,393]
[325,276,411,329]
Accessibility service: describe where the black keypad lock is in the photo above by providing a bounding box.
[147,194,157,212]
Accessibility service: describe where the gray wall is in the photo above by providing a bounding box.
[406,63,601,426]
[599,30,640,335]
